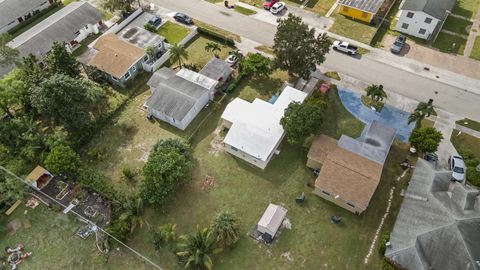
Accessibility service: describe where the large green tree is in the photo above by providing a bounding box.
[280,102,324,145]
[0,69,26,117]
[176,227,222,270]
[44,145,80,176]
[140,139,193,207]
[0,173,25,207]
[170,44,189,69]
[409,127,443,153]
[408,99,436,128]
[0,117,45,162]
[273,14,331,79]
[211,210,240,248]
[103,0,136,13]
[240,53,272,78]
[44,42,80,78]
[0,34,19,67]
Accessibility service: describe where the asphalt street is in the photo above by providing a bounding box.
[155,0,480,120]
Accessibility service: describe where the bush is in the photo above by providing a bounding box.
[79,170,116,200]
[122,167,136,182]
[379,231,390,256]
[85,65,107,84]
[197,27,235,46]
[107,211,134,242]
[409,127,443,153]
[226,73,246,93]
[144,23,156,32]
[44,145,80,176]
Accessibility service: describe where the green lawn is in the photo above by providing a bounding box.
[433,32,467,54]
[330,14,378,44]
[183,35,235,67]
[238,70,292,102]
[452,0,480,19]
[451,130,480,156]
[234,5,257,15]
[456,118,480,132]
[442,16,472,35]
[156,21,192,45]
[470,36,480,60]
[305,0,338,16]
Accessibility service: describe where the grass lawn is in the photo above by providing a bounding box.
[452,0,480,19]
[442,16,472,36]
[433,32,467,54]
[240,0,302,7]
[183,35,235,67]
[238,70,292,102]
[470,36,480,60]
[456,118,480,132]
[324,71,341,80]
[330,14,378,44]
[451,129,480,156]
[193,20,241,42]
[421,118,435,128]
[156,21,192,45]
[304,0,339,16]
[234,5,257,15]
[71,33,101,57]
[255,45,274,55]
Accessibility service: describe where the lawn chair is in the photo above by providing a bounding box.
[295,192,305,204]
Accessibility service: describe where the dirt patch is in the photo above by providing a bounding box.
[209,127,225,156]
[6,219,22,236]
[200,175,215,191]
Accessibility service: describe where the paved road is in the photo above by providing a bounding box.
[154,0,480,121]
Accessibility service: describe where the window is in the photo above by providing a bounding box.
[401,23,409,29]
[342,6,349,12]
[132,65,137,72]
[346,202,355,208]
[361,12,368,18]
[143,55,149,62]
[418,28,426,35]
[124,71,131,80]
[322,190,330,196]
[111,75,119,81]
[74,30,80,36]
[406,12,414,18]
[424,17,432,24]
[231,146,238,151]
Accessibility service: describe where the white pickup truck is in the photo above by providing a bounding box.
[332,40,358,55]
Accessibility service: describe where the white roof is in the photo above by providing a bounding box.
[176,68,218,90]
[258,204,287,236]
[221,86,307,161]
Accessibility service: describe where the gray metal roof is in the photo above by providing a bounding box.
[7,1,101,58]
[338,0,386,14]
[199,57,233,81]
[386,159,480,270]
[401,0,456,20]
[0,0,48,27]
[146,67,210,121]
[338,120,396,164]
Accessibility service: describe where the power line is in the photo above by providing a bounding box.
[0,165,164,270]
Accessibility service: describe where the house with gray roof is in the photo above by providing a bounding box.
[395,0,456,40]
[0,0,53,35]
[145,67,218,130]
[386,159,480,270]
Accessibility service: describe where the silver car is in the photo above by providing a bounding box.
[391,35,406,54]
[449,155,466,182]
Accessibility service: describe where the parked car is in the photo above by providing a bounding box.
[148,16,162,28]
[226,54,238,66]
[174,12,193,25]
[332,40,358,55]
[391,34,406,54]
[263,0,279,10]
[449,154,466,182]
[270,2,286,14]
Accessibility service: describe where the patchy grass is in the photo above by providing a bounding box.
[238,70,292,102]
[433,32,467,54]
[193,20,241,42]
[452,0,480,19]
[442,16,472,36]
[470,36,480,60]
[304,0,337,16]
[234,5,257,15]
[324,71,341,80]
[361,95,384,112]
[255,45,274,55]
[330,14,378,44]
[157,21,192,45]
[357,47,371,55]
[456,118,480,132]
[421,118,435,128]
[100,9,114,21]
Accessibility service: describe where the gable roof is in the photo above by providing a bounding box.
[199,57,234,81]
[146,67,212,121]
[338,0,386,14]
[257,204,287,236]
[401,0,456,20]
[89,33,146,79]
[8,1,101,58]
[0,0,48,28]
[307,134,339,164]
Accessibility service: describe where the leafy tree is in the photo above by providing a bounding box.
[305,90,328,111]
[365,84,387,102]
[44,145,80,175]
[176,227,222,270]
[280,102,324,145]
[211,210,240,247]
[204,42,221,57]
[44,42,80,77]
[0,117,45,162]
[273,14,331,79]
[240,53,272,78]
[153,223,177,250]
[408,99,436,128]
[409,127,443,153]
[146,46,156,61]
[0,69,27,117]
[140,139,193,207]
[103,0,136,13]
[0,173,25,207]
[0,34,19,67]
[169,44,189,69]
[85,65,107,84]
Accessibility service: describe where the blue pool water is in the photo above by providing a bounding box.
[338,88,415,142]
[268,95,279,104]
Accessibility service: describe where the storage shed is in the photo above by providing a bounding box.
[257,204,287,238]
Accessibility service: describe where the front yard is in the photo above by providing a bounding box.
[452,0,480,19]
[470,36,480,60]
[156,21,192,45]
[433,32,467,54]
[329,14,378,44]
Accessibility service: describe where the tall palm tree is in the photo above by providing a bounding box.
[204,42,221,57]
[176,227,222,270]
[408,99,436,128]
[211,210,239,247]
[365,84,387,102]
[170,44,189,69]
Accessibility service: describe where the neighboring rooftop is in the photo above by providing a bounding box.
[401,0,456,20]
[221,86,308,162]
[199,57,234,82]
[8,1,101,57]
[118,26,165,49]
[338,0,386,14]
[386,159,480,270]
[0,0,47,29]
[89,33,146,79]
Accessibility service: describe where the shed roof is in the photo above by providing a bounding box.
[199,57,234,81]
[89,33,146,79]
[258,204,287,236]
[338,0,386,14]
[401,0,456,20]
[26,166,52,185]
[0,0,48,28]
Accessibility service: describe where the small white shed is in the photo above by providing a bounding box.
[257,204,287,237]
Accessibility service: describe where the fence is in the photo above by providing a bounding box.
[105,8,143,35]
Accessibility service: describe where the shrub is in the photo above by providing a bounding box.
[78,170,116,200]
[379,231,390,256]
[44,145,80,176]
[122,167,136,182]
[226,73,246,93]
[197,27,235,46]
[144,23,156,32]
[409,127,443,153]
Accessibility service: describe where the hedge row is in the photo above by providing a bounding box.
[197,27,235,47]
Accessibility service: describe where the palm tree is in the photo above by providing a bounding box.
[204,42,221,57]
[365,84,387,102]
[170,44,189,69]
[176,227,222,270]
[211,210,239,247]
[408,99,436,128]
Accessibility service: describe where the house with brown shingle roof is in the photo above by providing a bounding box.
[307,121,396,214]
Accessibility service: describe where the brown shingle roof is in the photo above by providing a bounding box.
[307,135,339,164]
[89,33,145,79]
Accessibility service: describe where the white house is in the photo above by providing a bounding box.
[395,0,456,40]
[0,0,53,34]
[221,86,307,169]
[145,67,218,130]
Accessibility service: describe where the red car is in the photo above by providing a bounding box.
[263,0,278,9]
